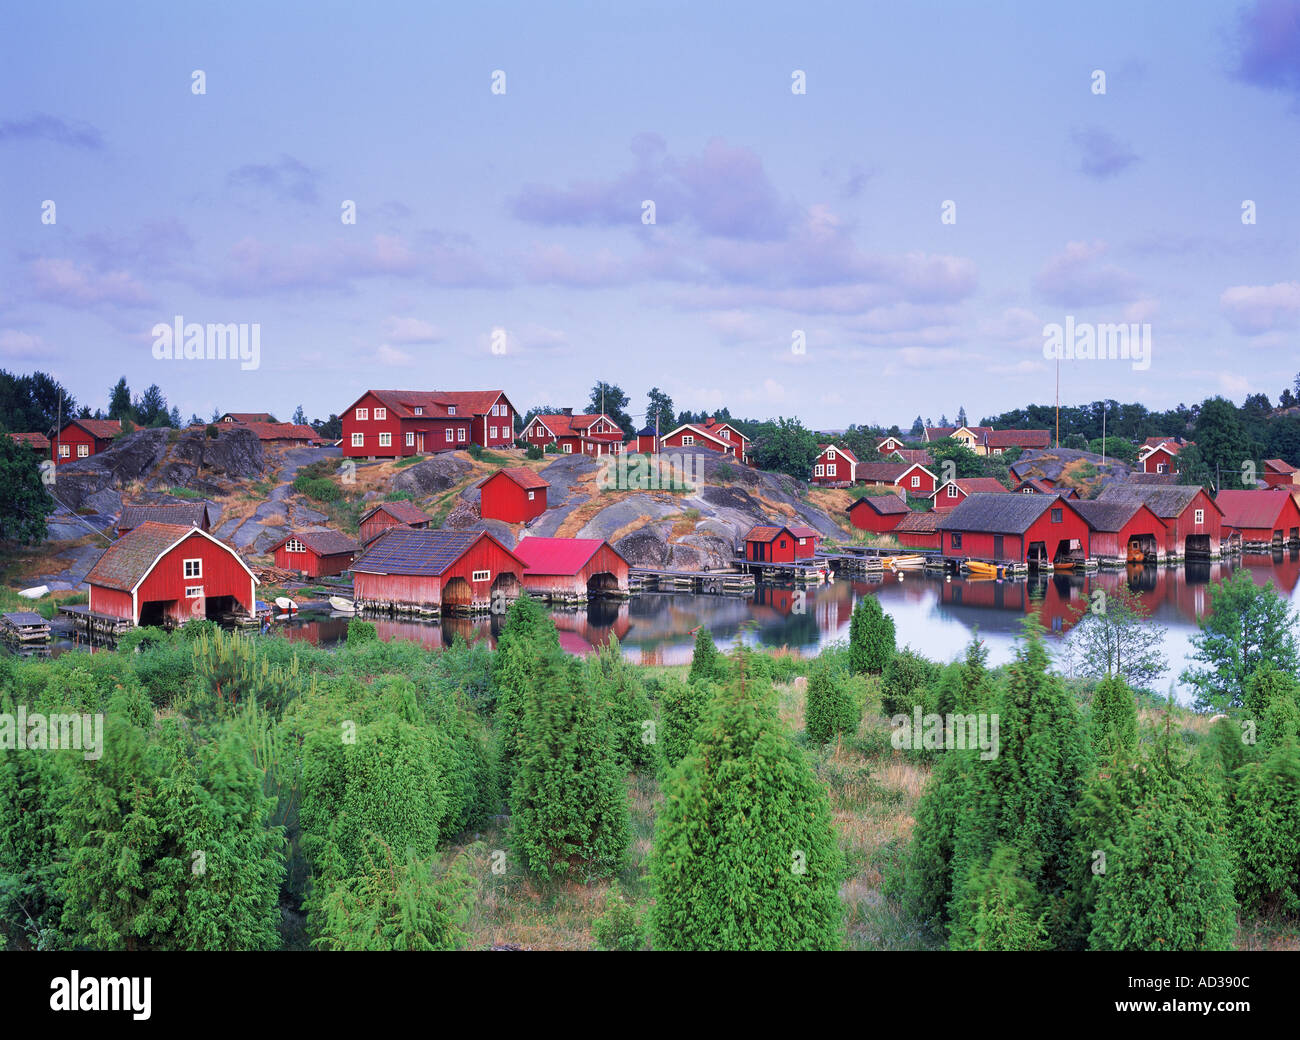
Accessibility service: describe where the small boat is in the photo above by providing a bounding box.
[329,595,356,613]
[18,585,49,600]
[274,596,298,615]
[966,561,999,578]
[889,554,925,569]
[1052,560,1076,572]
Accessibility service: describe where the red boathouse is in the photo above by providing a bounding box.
[511,536,630,600]
[479,467,549,523]
[937,494,1091,567]
[271,528,360,577]
[743,524,822,563]
[350,528,525,614]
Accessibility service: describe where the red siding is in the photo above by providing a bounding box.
[848,501,905,533]
[1159,491,1222,555]
[661,429,736,457]
[1143,447,1178,474]
[1087,505,1166,560]
[521,544,630,595]
[274,544,352,577]
[897,466,936,496]
[133,533,255,623]
[812,447,854,485]
[343,392,474,459]
[480,472,547,523]
[941,501,1092,564]
[746,531,799,563]
[89,584,132,620]
[355,534,523,611]
[52,426,111,465]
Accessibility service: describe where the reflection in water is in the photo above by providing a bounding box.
[214,550,1300,705]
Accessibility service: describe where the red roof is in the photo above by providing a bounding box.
[6,431,50,450]
[511,536,624,575]
[271,528,360,556]
[938,478,1009,497]
[360,501,432,526]
[986,429,1051,449]
[849,495,909,516]
[702,418,748,443]
[1215,489,1297,530]
[1264,458,1297,475]
[241,421,320,442]
[532,413,624,439]
[818,443,859,464]
[221,412,277,423]
[86,522,253,592]
[894,511,939,534]
[855,462,908,482]
[481,466,549,491]
[61,418,122,439]
[357,389,514,421]
[744,524,820,543]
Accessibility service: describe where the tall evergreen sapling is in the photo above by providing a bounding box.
[805,656,859,743]
[849,595,895,675]
[688,626,720,684]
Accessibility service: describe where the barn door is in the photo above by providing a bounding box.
[993,535,1003,559]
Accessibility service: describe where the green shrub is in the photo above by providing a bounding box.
[657,676,712,772]
[585,637,655,774]
[805,657,859,743]
[467,443,484,461]
[880,647,938,718]
[346,618,377,646]
[849,595,895,675]
[1231,736,1300,916]
[592,883,646,951]
[1090,674,1138,756]
[688,627,720,684]
[525,444,543,461]
[205,424,219,439]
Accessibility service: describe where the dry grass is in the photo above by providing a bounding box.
[608,513,654,545]
[805,487,853,517]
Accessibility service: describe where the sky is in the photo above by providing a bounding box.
[1,0,1298,431]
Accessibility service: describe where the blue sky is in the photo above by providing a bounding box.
[2,0,1298,430]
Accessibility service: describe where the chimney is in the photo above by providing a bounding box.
[561,407,573,416]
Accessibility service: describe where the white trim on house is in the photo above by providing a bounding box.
[127,528,261,597]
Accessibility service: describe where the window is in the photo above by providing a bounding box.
[563,443,572,453]
[489,426,497,440]
[446,429,453,443]
[911,475,920,488]
[1194,508,1204,525]
[779,539,787,549]
[993,448,1003,456]
[952,532,963,549]
[458,428,467,442]
[827,464,837,477]
[405,432,414,446]
[1023,488,1034,494]
[78,444,89,457]
[185,586,204,599]
[720,429,730,439]
[374,407,386,420]
[527,490,535,501]
[447,405,456,415]
[1051,508,1063,523]
[351,433,364,447]
[58,444,70,457]
[285,539,305,553]
[827,449,836,460]
[947,484,959,498]
[1157,463,1167,473]
[183,558,202,579]
[356,407,368,420]
[413,406,423,415]
[471,569,490,582]
[799,538,807,545]
[682,435,695,446]
[535,424,546,437]
[378,432,391,447]
[815,464,825,476]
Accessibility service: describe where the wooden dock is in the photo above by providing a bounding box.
[1,611,51,645]
[629,568,756,595]
[57,603,133,638]
[733,559,828,585]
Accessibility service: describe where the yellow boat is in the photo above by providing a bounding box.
[966,561,999,578]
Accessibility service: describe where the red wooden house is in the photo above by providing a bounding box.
[1098,484,1222,558]
[511,536,630,600]
[888,447,933,467]
[341,389,517,459]
[660,420,748,462]
[52,418,120,465]
[1072,499,1165,564]
[984,430,1051,454]
[932,477,1009,511]
[350,527,525,614]
[85,522,258,626]
[219,412,277,424]
[270,528,360,577]
[632,426,659,454]
[875,435,905,453]
[847,494,908,533]
[1215,489,1300,550]
[937,494,1091,567]
[117,500,214,536]
[358,501,433,543]
[1137,437,1193,475]
[1263,459,1299,489]
[525,410,626,456]
[479,467,549,523]
[812,444,857,485]
[743,524,821,563]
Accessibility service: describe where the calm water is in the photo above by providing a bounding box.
[262,550,1300,705]
[39,551,1300,705]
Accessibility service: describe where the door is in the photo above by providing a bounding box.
[417,432,424,453]
[993,535,1003,559]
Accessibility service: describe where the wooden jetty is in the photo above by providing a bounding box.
[58,603,133,639]
[1,611,51,645]
[629,567,756,595]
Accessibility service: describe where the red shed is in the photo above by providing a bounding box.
[479,467,549,523]
[52,418,120,465]
[351,527,524,614]
[1136,437,1193,475]
[847,494,908,533]
[85,522,257,626]
[117,500,214,537]
[511,536,630,600]
[893,510,941,549]
[271,528,360,577]
[743,524,821,562]
[1215,489,1300,550]
[1099,484,1222,558]
[358,500,432,543]
[937,494,1091,567]
[6,431,50,453]
[1262,459,1298,489]
[1073,499,1165,564]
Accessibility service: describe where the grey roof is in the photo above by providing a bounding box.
[1072,499,1145,532]
[849,495,909,516]
[119,500,212,530]
[936,493,1062,534]
[1097,483,1216,518]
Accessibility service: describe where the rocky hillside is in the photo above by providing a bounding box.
[1010,447,1136,498]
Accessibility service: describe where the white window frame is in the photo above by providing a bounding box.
[682,435,695,446]
[378,432,392,447]
[827,449,836,460]
[285,538,305,553]
[1194,509,1204,525]
[351,432,364,447]
[183,558,202,579]
[527,490,535,501]
[58,443,70,457]
[458,428,467,442]
[489,426,498,440]
[911,475,920,488]
[814,464,825,476]
[185,585,204,599]
[563,443,573,453]
[947,484,959,498]
[448,405,456,415]
[471,569,490,582]
[1157,462,1167,473]
[413,406,423,415]
[534,424,546,437]
[77,443,89,457]
[446,429,454,443]
[356,407,368,421]
[374,407,386,420]
[405,432,414,447]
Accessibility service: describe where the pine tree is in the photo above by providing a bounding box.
[650,671,844,950]
[849,595,895,675]
[805,656,859,743]
[1090,674,1138,756]
[1232,735,1300,916]
[490,594,559,791]
[689,627,720,684]
[585,636,655,774]
[657,676,713,773]
[510,652,630,881]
